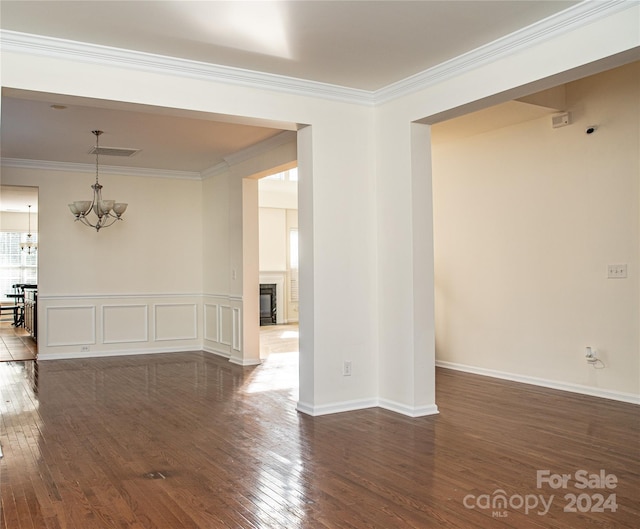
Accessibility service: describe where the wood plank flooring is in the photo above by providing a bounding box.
[0,322,37,362]
[1,337,638,528]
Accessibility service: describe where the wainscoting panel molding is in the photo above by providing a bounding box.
[203,303,220,343]
[38,293,243,361]
[202,295,242,360]
[46,305,96,347]
[153,303,198,341]
[103,304,148,344]
[232,307,242,352]
[219,305,233,346]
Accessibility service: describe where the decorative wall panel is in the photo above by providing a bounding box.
[204,303,219,342]
[219,305,233,346]
[103,304,148,344]
[232,307,242,352]
[46,305,96,347]
[154,303,197,341]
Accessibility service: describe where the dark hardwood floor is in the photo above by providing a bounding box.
[0,321,37,362]
[1,343,638,528]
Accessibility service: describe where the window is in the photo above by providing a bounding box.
[0,232,37,300]
[264,167,298,181]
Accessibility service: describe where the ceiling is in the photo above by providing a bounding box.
[0,1,578,91]
[1,90,290,173]
[1,0,583,212]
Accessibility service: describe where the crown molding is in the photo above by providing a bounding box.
[2,130,297,180]
[1,158,201,180]
[374,0,635,103]
[0,30,374,106]
[0,1,631,107]
[223,130,297,167]
[200,162,230,180]
[200,130,297,178]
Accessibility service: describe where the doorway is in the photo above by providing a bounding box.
[257,166,299,361]
[0,185,39,362]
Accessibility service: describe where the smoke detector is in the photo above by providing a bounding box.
[551,112,570,128]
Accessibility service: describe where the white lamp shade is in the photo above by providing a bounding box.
[99,200,115,214]
[113,203,128,216]
[74,201,92,214]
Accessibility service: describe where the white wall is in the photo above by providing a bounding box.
[259,208,287,271]
[258,179,298,209]
[202,140,298,362]
[374,4,639,412]
[432,62,639,400]
[202,172,230,296]
[286,208,300,322]
[0,210,34,232]
[1,2,637,412]
[30,167,202,295]
[1,165,204,358]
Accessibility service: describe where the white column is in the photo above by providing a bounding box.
[236,177,261,366]
[296,125,315,413]
[410,122,437,412]
[376,119,438,417]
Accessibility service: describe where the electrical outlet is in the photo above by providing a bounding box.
[607,264,627,279]
[80,345,90,352]
[343,361,352,376]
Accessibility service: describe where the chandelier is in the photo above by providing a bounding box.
[20,204,37,254]
[68,130,128,231]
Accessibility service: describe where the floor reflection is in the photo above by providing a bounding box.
[1,350,638,528]
[242,352,298,398]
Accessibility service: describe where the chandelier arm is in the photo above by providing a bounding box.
[84,194,98,220]
[76,216,95,229]
[100,214,121,228]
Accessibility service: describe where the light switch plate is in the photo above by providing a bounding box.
[607,264,627,279]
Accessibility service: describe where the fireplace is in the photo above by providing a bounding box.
[260,283,277,326]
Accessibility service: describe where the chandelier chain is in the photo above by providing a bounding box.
[94,130,102,186]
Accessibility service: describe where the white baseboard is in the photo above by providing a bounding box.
[296,398,378,416]
[436,360,640,405]
[295,400,315,416]
[229,355,262,366]
[37,346,198,361]
[378,399,439,417]
[296,398,439,418]
[39,345,263,367]
[202,345,231,359]
[204,347,262,366]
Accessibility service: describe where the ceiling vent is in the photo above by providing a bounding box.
[89,146,141,157]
